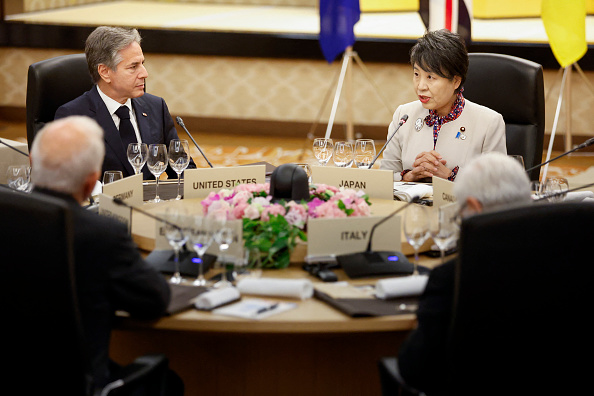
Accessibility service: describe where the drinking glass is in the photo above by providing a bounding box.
[6,165,31,192]
[213,226,235,288]
[509,155,525,169]
[168,139,190,200]
[190,216,215,286]
[544,177,569,202]
[530,181,544,200]
[127,143,148,175]
[354,139,376,169]
[403,204,430,275]
[147,144,168,203]
[333,141,354,167]
[102,170,123,185]
[312,138,333,166]
[164,206,190,284]
[295,163,312,182]
[429,204,459,265]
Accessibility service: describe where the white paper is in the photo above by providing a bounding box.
[375,275,429,299]
[194,287,240,310]
[211,298,297,320]
[236,278,314,300]
[393,182,433,202]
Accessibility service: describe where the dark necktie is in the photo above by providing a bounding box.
[115,105,137,149]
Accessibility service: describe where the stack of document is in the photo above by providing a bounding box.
[393,182,433,202]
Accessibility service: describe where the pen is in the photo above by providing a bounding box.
[256,303,279,315]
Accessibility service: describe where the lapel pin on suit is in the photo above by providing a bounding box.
[142,112,148,117]
[455,127,467,140]
[415,118,423,131]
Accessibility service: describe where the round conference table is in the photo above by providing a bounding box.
[110,189,444,396]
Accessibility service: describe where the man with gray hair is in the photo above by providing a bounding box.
[55,26,195,180]
[392,152,532,395]
[31,116,183,395]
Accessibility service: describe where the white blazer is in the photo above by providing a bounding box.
[380,99,507,180]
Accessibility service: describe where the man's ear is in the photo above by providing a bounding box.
[97,64,111,84]
[466,197,483,214]
[82,170,101,201]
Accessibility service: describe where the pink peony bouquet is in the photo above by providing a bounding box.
[200,182,371,269]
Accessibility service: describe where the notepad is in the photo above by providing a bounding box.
[211,298,297,320]
[393,182,433,202]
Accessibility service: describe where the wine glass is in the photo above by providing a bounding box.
[102,170,123,185]
[429,204,459,265]
[544,177,569,202]
[168,139,190,200]
[127,143,148,175]
[147,144,168,203]
[164,206,190,284]
[312,138,334,166]
[403,204,430,275]
[190,216,215,286]
[333,141,354,167]
[354,139,376,169]
[213,226,235,288]
[6,165,31,192]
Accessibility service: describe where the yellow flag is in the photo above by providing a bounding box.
[542,0,587,67]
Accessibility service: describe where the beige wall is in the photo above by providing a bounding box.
[1,47,593,141]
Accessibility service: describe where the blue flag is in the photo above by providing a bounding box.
[319,0,361,63]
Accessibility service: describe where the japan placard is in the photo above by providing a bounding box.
[183,165,266,199]
[311,166,393,200]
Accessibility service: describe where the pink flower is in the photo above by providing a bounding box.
[261,203,287,222]
[285,201,308,228]
[314,201,348,218]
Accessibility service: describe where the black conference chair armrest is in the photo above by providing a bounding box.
[97,354,169,396]
[378,357,423,396]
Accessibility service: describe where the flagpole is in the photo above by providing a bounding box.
[542,65,569,184]
[324,47,352,140]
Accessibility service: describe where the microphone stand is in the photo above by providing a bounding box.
[368,115,408,169]
[526,137,594,173]
[175,117,214,168]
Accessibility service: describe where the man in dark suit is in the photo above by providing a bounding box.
[395,152,532,395]
[30,115,183,394]
[55,26,195,180]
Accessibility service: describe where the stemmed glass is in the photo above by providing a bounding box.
[313,138,334,166]
[6,165,31,192]
[333,141,354,167]
[168,139,190,200]
[164,206,190,284]
[429,204,459,265]
[190,216,215,286]
[213,226,235,288]
[127,143,148,176]
[354,139,376,169]
[403,204,430,275]
[147,144,168,203]
[544,177,569,202]
[102,170,123,185]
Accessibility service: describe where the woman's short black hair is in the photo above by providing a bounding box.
[410,29,468,92]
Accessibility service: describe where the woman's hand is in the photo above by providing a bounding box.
[403,150,451,181]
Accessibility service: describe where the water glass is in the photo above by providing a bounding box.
[190,216,215,286]
[354,139,376,169]
[102,170,123,185]
[544,177,569,202]
[6,165,31,192]
[333,141,354,167]
[168,139,190,200]
[213,226,235,288]
[147,144,168,203]
[313,138,333,166]
[164,206,191,284]
[127,143,148,175]
[430,204,459,265]
[403,204,430,275]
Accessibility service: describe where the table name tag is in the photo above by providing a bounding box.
[98,193,131,233]
[432,176,457,208]
[101,174,143,207]
[183,165,266,199]
[311,166,393,200]
[307,215,401,259]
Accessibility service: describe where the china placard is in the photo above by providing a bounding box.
[101,173,143,207]
[306,215,401,260]
[432,176,457,208]
[311,166,393,200]
[183,165,266,199]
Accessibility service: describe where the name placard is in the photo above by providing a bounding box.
[101,173,143,207]
[98,193,132,232]
[432,176,457,208]
[311,166,394,200]
[307,215,401,259]
[154,217,244,263]
[183,165,266,199]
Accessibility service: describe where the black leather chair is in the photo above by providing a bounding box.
[26,53,93,149]
[464,53,545,181]
[0,188,170,395]
[379,202,593,395]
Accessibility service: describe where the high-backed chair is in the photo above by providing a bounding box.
[0,188,170,395]
[378,202,593,395]
[464,53,545,181]
[26,53,93,149]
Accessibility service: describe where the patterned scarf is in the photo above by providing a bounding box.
[424,88,465,149]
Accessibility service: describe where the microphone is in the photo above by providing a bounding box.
[335,196,420,278]
[175,116,213,168]
[525,137,594,173]
[0,139,29,158]
[368,114,408,169]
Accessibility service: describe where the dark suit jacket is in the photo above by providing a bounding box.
[55,85,196,180]
[397,258,455,395]
[36,188,171,388]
